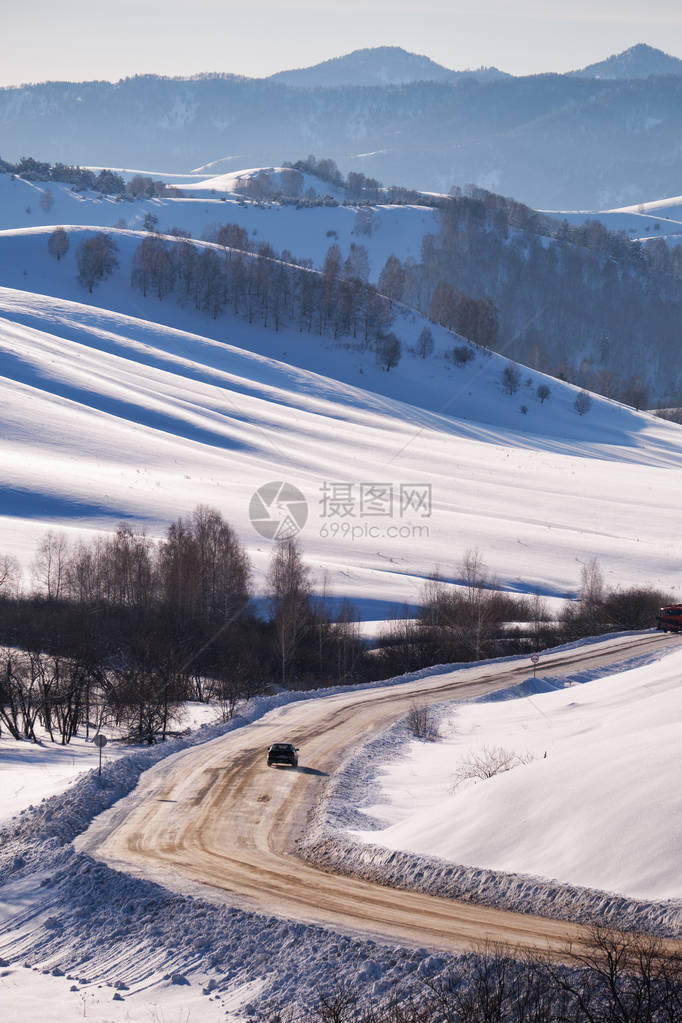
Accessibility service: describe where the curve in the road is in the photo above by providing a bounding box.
[79,632,682,956]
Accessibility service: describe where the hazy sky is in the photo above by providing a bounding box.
[3,0,682,87]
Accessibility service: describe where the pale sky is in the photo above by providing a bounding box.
[3,0,682,87]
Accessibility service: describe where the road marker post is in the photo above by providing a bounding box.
[93,732,108,777]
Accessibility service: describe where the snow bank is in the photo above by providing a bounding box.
[302,645,682,936]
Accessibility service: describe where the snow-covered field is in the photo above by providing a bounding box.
[1,163,682,1014]
[1,218,682,610]
[0,955,251,1023]
[0,733,135,827]
[0,702,220,825]
[349,647,682,903]
[0,173,435,279]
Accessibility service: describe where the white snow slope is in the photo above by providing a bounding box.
[351,648,682,902]
[0,174,434,279]
[1,216,682,609]
[0,703,219,826]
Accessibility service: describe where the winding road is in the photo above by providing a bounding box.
[77,632,681,956]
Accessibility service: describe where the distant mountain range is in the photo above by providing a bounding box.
[265,43,682,87]
[267,46,510,87]
[3,44,682,209]
[572,43,682,80]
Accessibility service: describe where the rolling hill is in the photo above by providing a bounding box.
[0,194,681,614]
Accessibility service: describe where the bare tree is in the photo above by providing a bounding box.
[528,590,549,649]
[0,553,21,597]
[378,254,405,301]
[131,235,175,300]
[416,326,435,359]
[32,531,69,599]
[39,187,54,212]
[268,538,312,687]
[320,244,343,332]
[459,548,495,660]
[575,389,592,415]
[47,227,69,261]
[552,924,682,1023]
[0,648,40,741]
[502,363,521,394]
[160,506,250,624]
[76,232,119,292]
[176,238,198,301]
[198,247,225,318]
[453,343,475,366]
[580,556,605,617]
[376,332,402,371]
[363,291,393,346]
[537,382,551,404]
[344,243,370,284]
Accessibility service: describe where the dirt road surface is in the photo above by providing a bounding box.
[78,632,681,956]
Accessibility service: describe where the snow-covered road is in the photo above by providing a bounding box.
[76,631,682,957]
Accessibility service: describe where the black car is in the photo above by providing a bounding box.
[267,742,299,767]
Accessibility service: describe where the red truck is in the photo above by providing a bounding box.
[656,604,682,632]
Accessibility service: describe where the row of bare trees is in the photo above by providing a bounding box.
[1,525,672,745]
[130,231,397,351]
[371,552,672,678]
[0,514,367,744]
[0,648,91,743]
[30,510,250,614]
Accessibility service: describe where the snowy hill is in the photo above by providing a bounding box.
[541,192,682,246]
[351,648,682,901]
[1,219,682,613]
[178,165,347,199]
[0,173,436,280]
[574,43,682,80]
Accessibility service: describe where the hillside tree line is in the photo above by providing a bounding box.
[0,510,670,747]
[1,156,181,198]
[378,184,682,407]
[129,229,398,351]
[0,510,365,744]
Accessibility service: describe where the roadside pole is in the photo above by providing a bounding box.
[93,732,107,777]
